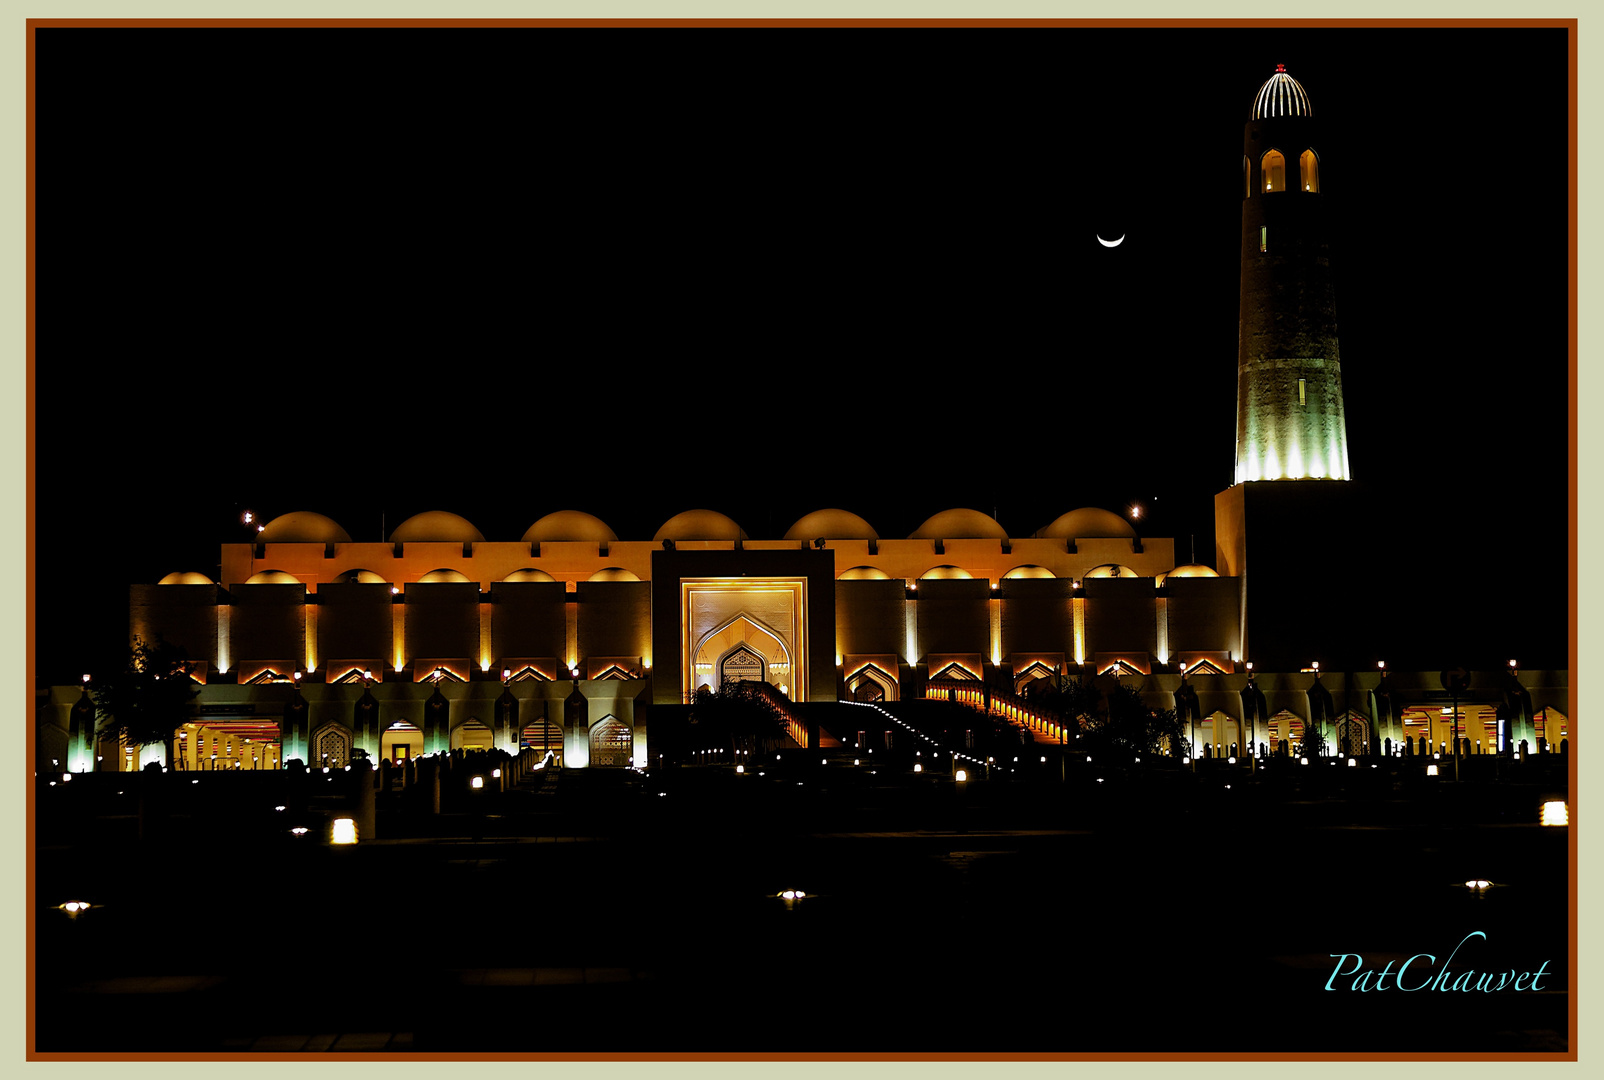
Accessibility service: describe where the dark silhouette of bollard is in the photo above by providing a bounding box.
[350,759,376,841]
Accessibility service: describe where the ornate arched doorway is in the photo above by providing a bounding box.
[312,723,352,769]
[589,717,633,768]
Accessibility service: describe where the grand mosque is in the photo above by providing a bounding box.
[36,65,1570,775]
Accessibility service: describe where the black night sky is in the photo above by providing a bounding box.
[33,26,1572,682]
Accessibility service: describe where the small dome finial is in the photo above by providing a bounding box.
[1276,62,1286,72]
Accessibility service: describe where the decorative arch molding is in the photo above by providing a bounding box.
[693,611,794,692]
[1012,661,1058,696]
[847,662,898,703]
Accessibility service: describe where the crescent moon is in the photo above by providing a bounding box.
[1097,234,1125,248]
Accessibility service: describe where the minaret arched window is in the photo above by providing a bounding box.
[1243,156,1251,198]
[1261,150,1286,193]
[1300,148,1320,192]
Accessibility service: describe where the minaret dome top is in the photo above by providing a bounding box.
[1250,65,1312,120]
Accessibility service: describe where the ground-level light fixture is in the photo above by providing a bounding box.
[913,763,922,773]
[1540,800,1569,826]
[331,818,358,844]
[1427,765,1439,777]
[470,776,484,789]
[955,769,967,782]
[1464,879,1494,891]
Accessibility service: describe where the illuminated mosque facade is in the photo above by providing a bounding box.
[38,67,1570,774]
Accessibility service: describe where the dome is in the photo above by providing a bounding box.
[417,568,472,584]
[158,571,214,586]
[909,509,1007,540]
[784,509,878,541]
[1084,564,1138,579]
[838,566,891,581]
[522,510,617,544]
[1003,565,1056,580]
[589,567,642,582]
[654,509,746,542]
[333,569,387,584]
[389,511,484,544]
[1251,65,1312,120]
[244,570,301,585]
[503,568,558,583]
[258,511,351,545]
[918,565,973,581]
[1035,508,1138,540]
[1161,564,1219,583]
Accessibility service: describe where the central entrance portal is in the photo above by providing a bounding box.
[651,549,833,707]
[681,578,809,703]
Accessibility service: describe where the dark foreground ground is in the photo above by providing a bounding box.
[32,760,1572,1055]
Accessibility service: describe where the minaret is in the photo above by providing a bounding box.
[1235,64,1350,484]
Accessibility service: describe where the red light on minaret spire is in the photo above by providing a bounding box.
[1275,63,1286,73]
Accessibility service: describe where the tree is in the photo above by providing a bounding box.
[1299,721,1328,759]
[89,635,200,767]
[689,679,786,761]
[1026,674,1100,743]
[1075,682,1189,758]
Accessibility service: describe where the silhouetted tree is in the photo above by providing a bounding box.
[1079,682,1188,757]
[689,679,786,761]
[1299,721,1328,759]
[1027,674,1100,742]
[88,635,200,767]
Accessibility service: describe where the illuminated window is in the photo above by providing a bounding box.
[1261,149,1286,193]
[1298,378,1306,405]
[1243,156,1251,198]
[1260,226,1267,253]
[1300,148,1320,192]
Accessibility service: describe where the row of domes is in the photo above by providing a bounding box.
[256,507,1141,546]
[164,563,1218,587]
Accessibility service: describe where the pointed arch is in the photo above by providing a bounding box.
[692,612,794,691]
[847,662,898,703]
[1261,149,1286,193]
[589,715,633,768]
[1299,148,1320,192]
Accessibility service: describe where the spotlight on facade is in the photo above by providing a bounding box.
[1464,879,1494,891]
[470,776,484,790]
[291,827,309,836]
[1540,800,1569,826]
[331,818,358,845]
[60,901,90,918]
